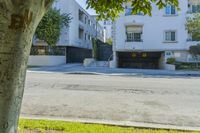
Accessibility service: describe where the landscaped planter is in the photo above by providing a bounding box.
[164,64,176,70]
[28,55,66,66]
[83,58,109,67]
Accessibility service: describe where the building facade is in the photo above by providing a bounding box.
[33,0,104,63]
[111,0,200,69]
[54,0,104,47]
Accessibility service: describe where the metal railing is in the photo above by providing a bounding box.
[30,46,66,56]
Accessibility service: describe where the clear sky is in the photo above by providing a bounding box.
[75,0,96,15]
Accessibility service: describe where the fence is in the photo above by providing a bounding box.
[96,40,113,61]
[30,46,66,56]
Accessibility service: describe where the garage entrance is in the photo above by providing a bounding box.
[118,52,162,69]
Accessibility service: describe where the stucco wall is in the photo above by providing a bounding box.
[174,51,189,62]
[28,56,66,66]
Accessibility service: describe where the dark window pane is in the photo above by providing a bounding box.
[171,32,176,41]
[171,6,176,14]
[134,33,141,41]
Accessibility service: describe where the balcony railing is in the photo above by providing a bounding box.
[30,46,66,56]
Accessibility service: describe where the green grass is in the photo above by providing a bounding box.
[19,119,200,133]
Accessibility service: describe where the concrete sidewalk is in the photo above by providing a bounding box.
[28,64,200,77]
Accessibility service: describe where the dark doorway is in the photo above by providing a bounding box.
[118,52,162,69]
[66,47,92,63]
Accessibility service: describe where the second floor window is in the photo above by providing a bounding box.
[125,7,132,16]
[165,5,176,15]
[164,31,176,42]
[126,25,143,42]
[127,32,142,42]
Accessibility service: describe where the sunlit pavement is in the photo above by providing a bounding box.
[21,72,200,130]
[28,64,200,77]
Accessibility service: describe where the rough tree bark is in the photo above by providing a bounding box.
[0,0,53,132]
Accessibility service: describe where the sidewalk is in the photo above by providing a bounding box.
[28,64,200,77]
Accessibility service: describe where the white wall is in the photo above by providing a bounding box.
[28,56,66,66]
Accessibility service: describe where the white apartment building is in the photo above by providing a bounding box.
[33,0,104,63]
[111,0,200,69]
[54,0,104,47]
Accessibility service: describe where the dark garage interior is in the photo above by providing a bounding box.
[118,52,162,69]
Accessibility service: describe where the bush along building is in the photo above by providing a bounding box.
[30,0,104,66]
[111,0,200,70]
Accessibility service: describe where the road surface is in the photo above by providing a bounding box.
[21,72,200,130]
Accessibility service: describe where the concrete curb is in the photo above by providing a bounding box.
[21,115,200,131]
[27,70,143,76]
[27,70,200,78]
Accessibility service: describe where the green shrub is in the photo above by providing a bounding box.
[175,62,200,70]
[167,58,176,65]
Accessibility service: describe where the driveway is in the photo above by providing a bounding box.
[21,72,200,130]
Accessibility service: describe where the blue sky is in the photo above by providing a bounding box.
[75,0,96,15]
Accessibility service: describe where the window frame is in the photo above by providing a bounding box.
[163,30,177,43]
[126,32,142,42]
[192,4,200,13]
[164,5,177,16]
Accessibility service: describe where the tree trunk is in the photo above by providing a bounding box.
[0,0,53,132]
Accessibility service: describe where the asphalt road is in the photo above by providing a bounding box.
[21,72,200,130]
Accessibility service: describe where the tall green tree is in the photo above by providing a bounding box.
[35,8,71,46]
[186,13,200,41]
[106,38,113,45]
[87,0,179,20]
[0,0,178,132]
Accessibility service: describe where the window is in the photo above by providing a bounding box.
[126,26,143,42]
[79,10,84,22]
[164,31,176,42]
[85,33,87,40]
[104,21,106,25]
[79,28,84,40]
[85,17,87,24]
[88,35,91,41]
[125,7,132,16]
[165,5,176,15]
[127,32,142,42]
[192,5,200,13]
[166,51,172,56]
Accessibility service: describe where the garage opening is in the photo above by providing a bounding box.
[118,52,162,69]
